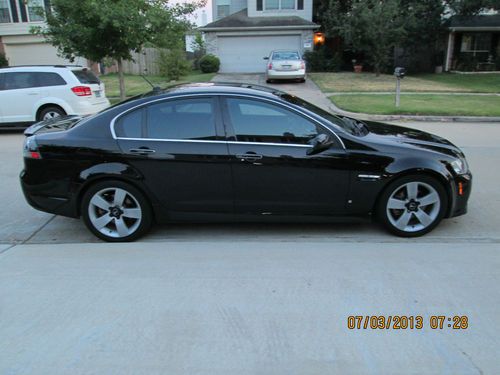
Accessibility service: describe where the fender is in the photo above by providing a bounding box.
[79,162,143,185]
[32,97,75,120]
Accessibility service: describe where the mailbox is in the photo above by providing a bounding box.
[394,67,406,78]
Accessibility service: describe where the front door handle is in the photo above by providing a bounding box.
[236,153,263,162]
[129,148,156,155]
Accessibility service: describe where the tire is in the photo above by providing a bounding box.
[38,106,66,121]
[377,174,448,237]
[266,79,273,84]
[81,180,153,242]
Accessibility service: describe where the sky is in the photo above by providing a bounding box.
[171,0,213,26]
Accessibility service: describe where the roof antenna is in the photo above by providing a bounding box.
[141,71,161,93]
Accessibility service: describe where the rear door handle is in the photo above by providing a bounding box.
[236,153,263,162]
[129,148,156,155]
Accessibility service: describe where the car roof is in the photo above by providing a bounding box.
[129,82,288,102]
[0,65,85,73]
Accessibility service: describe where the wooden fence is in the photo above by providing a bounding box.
[121,48,166,75]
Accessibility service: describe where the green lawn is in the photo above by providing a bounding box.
[101,71,216,99]
[310,72,500,93]
[331,94,500,116]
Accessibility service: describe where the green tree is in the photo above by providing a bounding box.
[319,0,448,74]
[323,0,406,75]
[445,0,499,15]
[33,0,205,100]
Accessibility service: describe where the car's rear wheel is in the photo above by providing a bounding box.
[377,175,447,237]
[81,180,153,242]
[38,106,66,121]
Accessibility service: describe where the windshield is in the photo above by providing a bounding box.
[279,93,366,135]
[272,51,300,61]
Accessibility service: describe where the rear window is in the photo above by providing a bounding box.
[72,69,100,84]
[272,51,300,61]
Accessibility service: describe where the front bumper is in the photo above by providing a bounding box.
[267,69,306,80]
[447,172,472,218]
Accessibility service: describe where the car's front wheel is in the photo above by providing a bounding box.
[377,175,447,237]
[81,180,153,242]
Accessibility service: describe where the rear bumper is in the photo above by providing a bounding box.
[447,172,472,218]
[267,69,306,80]
[20,169,79,218]
[69,99,110,116]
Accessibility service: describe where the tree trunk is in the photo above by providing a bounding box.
[117,59,126,101]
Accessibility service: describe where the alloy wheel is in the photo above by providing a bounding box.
[88,187,142,238]
[43,111,62,121]
[386,181,441,233]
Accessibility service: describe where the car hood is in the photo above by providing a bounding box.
[362,121,463,157]
[24,116,83,136]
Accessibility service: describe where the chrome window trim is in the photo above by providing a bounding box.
[110,92,345,150]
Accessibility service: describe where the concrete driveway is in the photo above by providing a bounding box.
[212,73,335,111]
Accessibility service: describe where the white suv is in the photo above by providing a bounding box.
[0,65,110,127]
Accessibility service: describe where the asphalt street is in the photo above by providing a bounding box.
[0,120,499,374]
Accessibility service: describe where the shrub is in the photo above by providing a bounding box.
[0,53,8,68]
[199,54,220,73]
[158,49,191,81]
[303,46,341,72]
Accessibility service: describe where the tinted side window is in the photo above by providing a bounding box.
[3,72,37,90]
[0,73,4,91]
[35,72,67,87]
[147,98,217,140]
[115,109,144,138]
[226,98,321,144]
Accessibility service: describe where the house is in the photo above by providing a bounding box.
[445,14,500,72]
[0,0,87,66]
[199,0,318,73]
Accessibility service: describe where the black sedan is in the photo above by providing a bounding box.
[20,83,472,241]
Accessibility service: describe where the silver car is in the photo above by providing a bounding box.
[264,50,306,83]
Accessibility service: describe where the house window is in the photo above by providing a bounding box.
[460,33,491,53]
[297,0,303,10]
[265,0,279,10]
[0,0,12,23]
[264,0,297,11]
[26,0,44,22]
[281,0,295,9]
[216,0,230,19]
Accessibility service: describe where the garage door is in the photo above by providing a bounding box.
[4,42,77,66]
[218,35,302,73]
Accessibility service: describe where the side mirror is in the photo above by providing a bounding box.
[263,57,269,60]
[307,133,334,155]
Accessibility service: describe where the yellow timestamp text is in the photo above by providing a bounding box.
[347,315,469,330]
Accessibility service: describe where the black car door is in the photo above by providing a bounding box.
[113,96,233,218]
[221,96,350,216]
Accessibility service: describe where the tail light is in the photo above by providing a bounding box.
[268,63,273,70]
[23,136,42,159]
[300,61,305,70]
[71,86,92,96]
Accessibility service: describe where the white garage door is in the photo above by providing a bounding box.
[218,35,302,73]
[4,43,77,66]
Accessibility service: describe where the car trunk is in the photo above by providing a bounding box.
[24,116,83,136]
[273,60,302,71]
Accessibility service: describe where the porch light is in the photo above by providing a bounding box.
[314,32,325,46]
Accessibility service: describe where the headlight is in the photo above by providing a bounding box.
[450,158,468,175]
